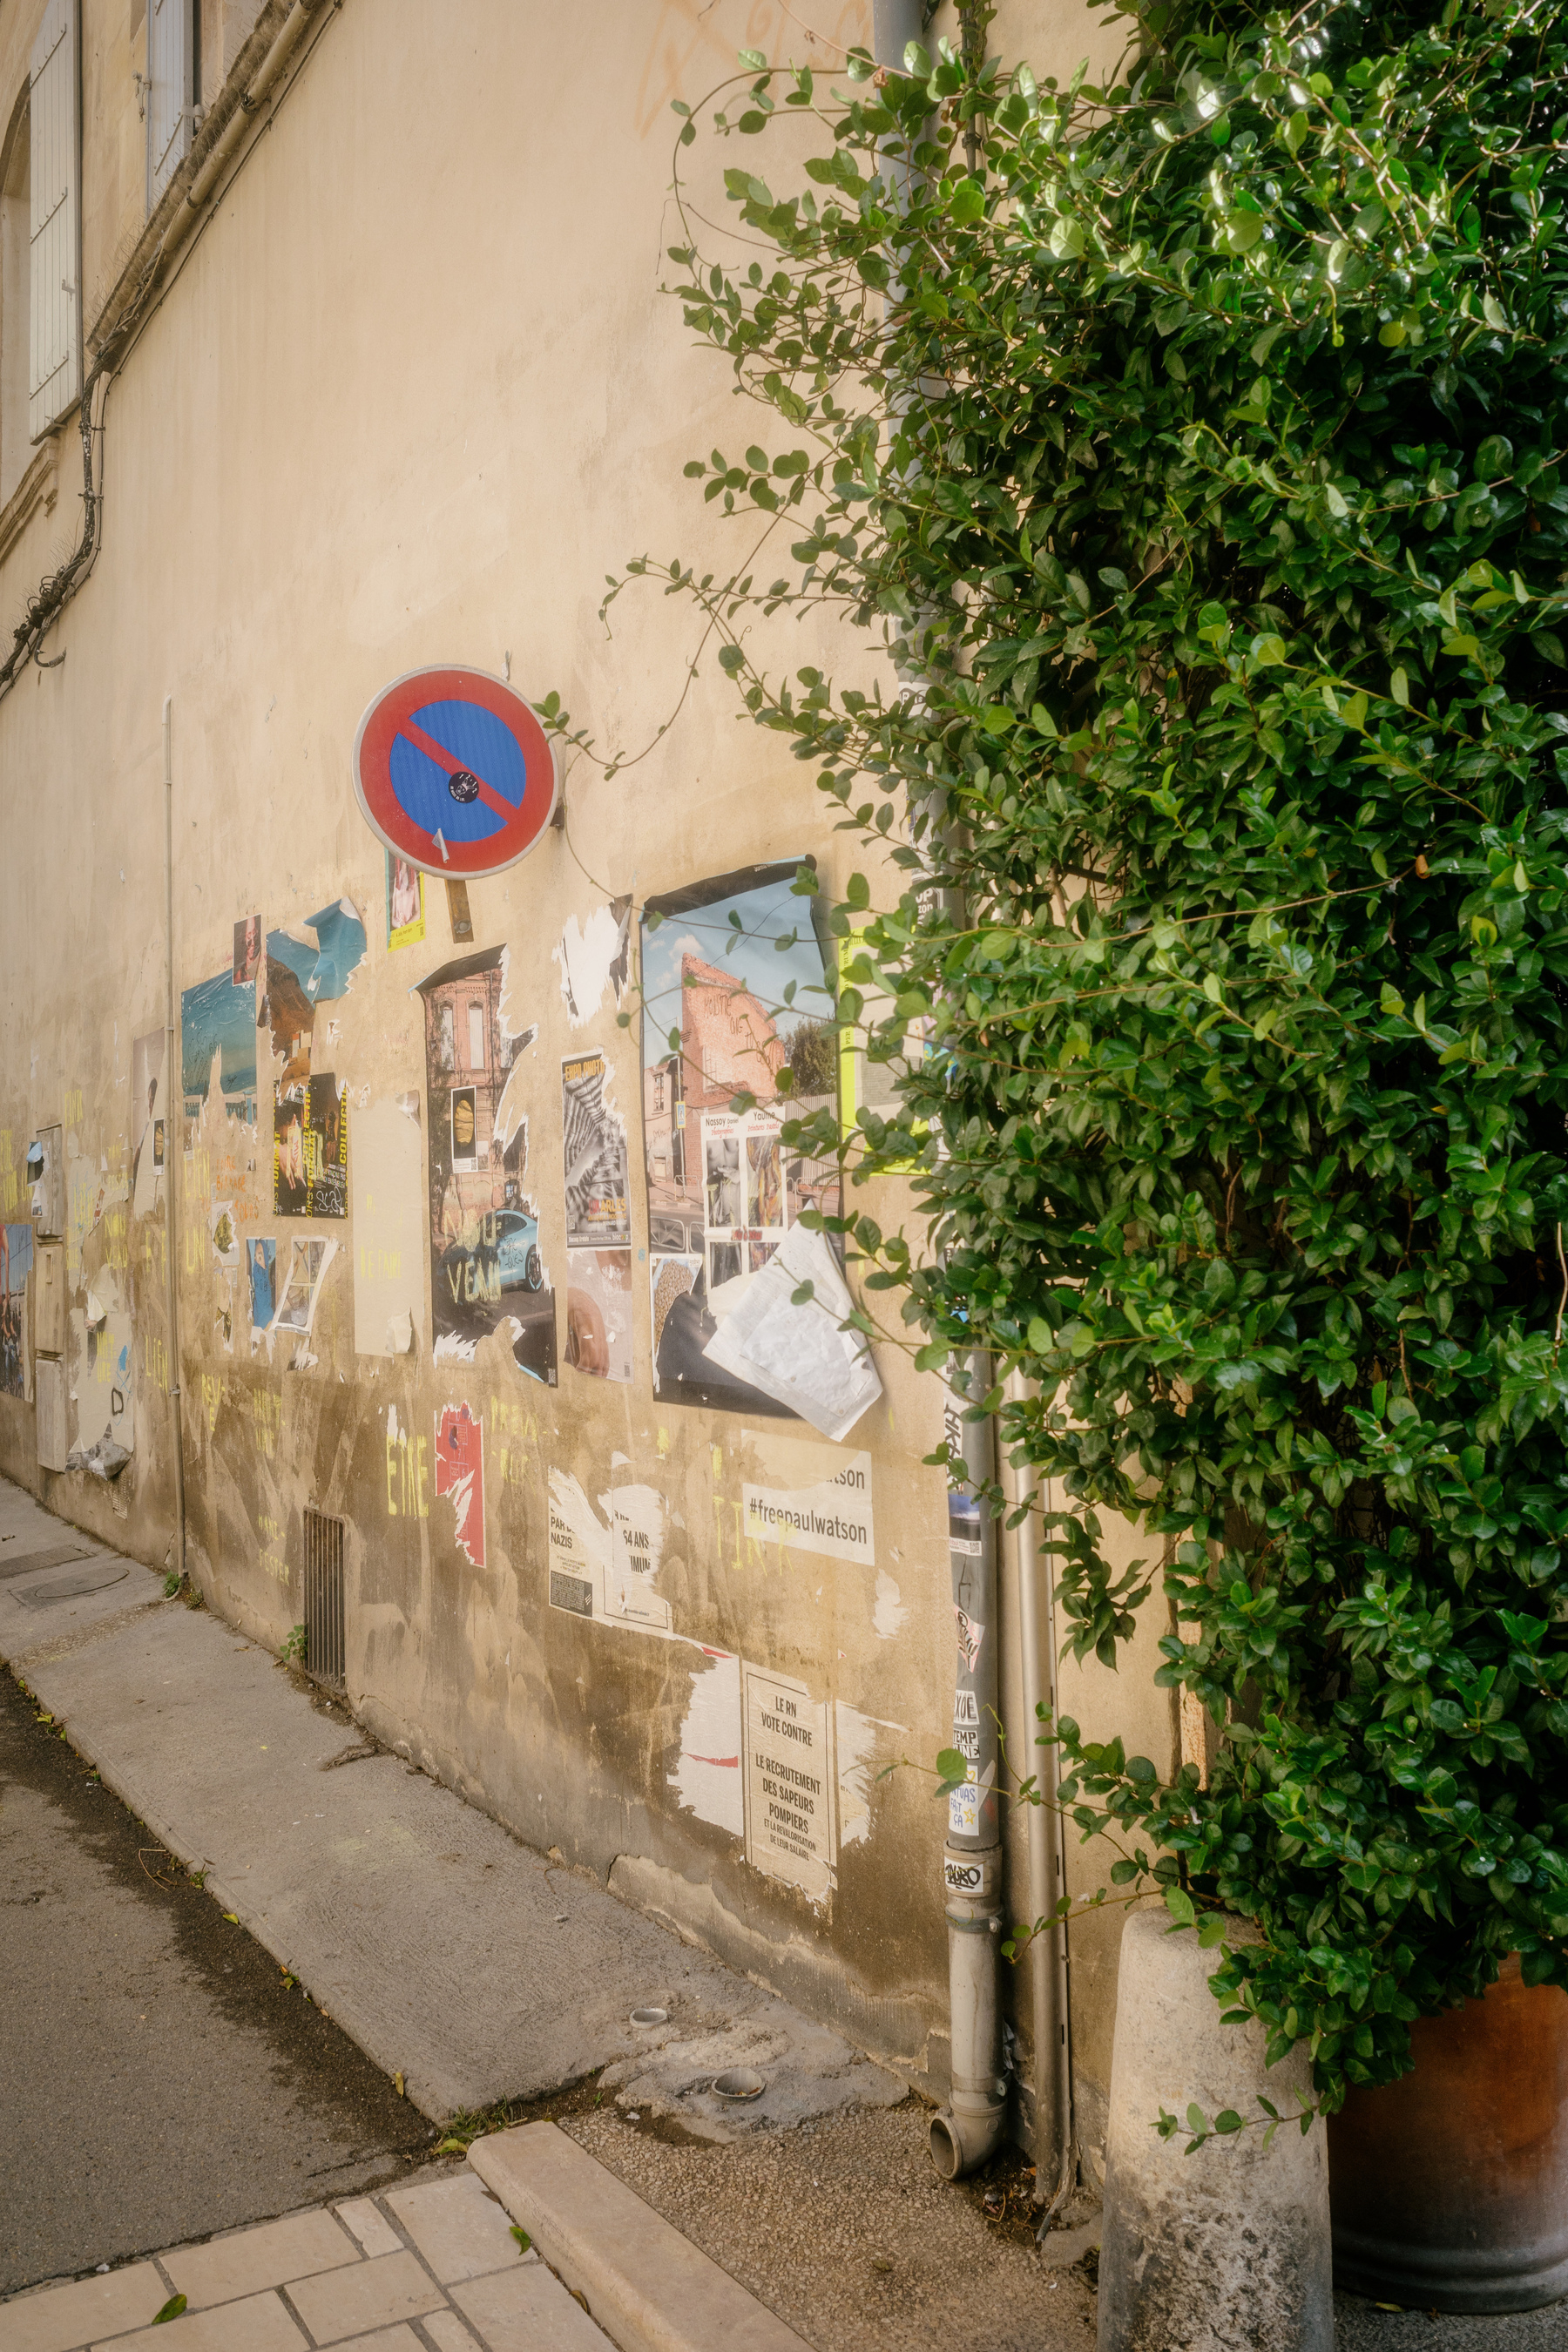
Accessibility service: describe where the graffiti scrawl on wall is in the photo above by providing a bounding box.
[417,948,556,1382]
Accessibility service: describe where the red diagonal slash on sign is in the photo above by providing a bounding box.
[397,715,514,824]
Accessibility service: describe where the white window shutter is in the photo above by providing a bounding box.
[145,0,192,212]
[28,0,79,443]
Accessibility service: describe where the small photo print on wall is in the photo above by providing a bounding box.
[233,915,261,990]
[387,852,425,950]
[564,1247,632,1382]
[247,1237,276,1333]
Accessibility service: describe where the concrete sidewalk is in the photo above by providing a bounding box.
[0,1476,902,2127]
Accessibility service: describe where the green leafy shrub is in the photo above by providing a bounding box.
[581,0,1568,2108]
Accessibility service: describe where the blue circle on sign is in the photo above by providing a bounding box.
[387,699,528,844]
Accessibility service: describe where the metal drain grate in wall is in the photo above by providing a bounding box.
[302,1507,346,1686]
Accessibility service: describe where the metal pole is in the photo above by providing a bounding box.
[163,695,186,1582]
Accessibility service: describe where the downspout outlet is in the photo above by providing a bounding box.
[929,2085,1009,2180]
[929,1862,1008,2179]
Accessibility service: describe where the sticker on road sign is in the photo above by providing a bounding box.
[352,665,560,879]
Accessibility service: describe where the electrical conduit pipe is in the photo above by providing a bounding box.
[159,0,318,267]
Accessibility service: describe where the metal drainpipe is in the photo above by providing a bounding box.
[929,1359,1008,2177]
[1004,1369,1077,2213]
[163,697,186,1582]
[868,0,1009,2184]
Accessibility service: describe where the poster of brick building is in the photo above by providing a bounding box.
[417,948,556,1382]
[639,862,841,1417]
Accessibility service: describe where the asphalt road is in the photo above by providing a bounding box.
[0,1660,430,2295]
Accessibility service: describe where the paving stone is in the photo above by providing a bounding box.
[98,2288,308,2352]
[451,2267,614,2352]
[0,2264,167,2352]
[385,2177,524,2284]
[333,2201,403,2261]
[422,2315,483,2352]
[286,2252,446,2343]
[161,2208,360,2308]
[304,2329,425,2352]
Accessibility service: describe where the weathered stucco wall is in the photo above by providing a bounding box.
[0,0,1173,2153]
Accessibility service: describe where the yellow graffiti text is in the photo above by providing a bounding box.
[386,1422,430,1519]
[252,1389,282,1459]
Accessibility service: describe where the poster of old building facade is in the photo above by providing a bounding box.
[639,863,841,1417]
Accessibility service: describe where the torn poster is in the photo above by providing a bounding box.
[210,1202,240,1267]
[1,1222,32,1398]
[435,1401,485,1568]
[80,1306,134,1459]
[704,1221,882,1443]
[564,1247,632,1382]
[835,1702,905,1848]
[247,1237,276,1335]
[742,1663,836,1905]
[561,1050,630,1249]
[272,1236,335,1335]
[351,1098,425,1357]
[261,900,368,1080]
[545,1468,672,1631]
[740,1437,874,1566]
[417,948,556,1383]
[386,852,425,951]
[233,916,261,990]
[556,897,632,1029]
[640,862,840,1418]
[669,1652,745,1837]
[182,968,259,1125]
[273,1075,348,1218]
[131,1028,166,1215]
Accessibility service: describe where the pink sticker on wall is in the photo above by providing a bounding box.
[435,1401,485,1568]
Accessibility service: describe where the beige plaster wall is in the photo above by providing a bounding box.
[0,0,1166,2133]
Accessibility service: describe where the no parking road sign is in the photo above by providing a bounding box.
[352,665,560,879]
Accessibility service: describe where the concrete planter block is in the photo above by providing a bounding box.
[1098,1905,1332,2352]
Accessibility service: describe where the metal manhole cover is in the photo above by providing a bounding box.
[15,1563,129,1607]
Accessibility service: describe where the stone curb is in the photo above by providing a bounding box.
[468,2121,813,2352]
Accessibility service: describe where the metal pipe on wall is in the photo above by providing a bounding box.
[867,0,1007,2189]
[929,1356,1008,2179]
[163,695,186,1583]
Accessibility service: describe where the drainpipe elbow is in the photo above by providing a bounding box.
[929,2086,1008,2180]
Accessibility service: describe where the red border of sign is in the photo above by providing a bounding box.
[351,664,561,879]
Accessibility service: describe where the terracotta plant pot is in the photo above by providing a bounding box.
[1329,1955,1568,2313]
